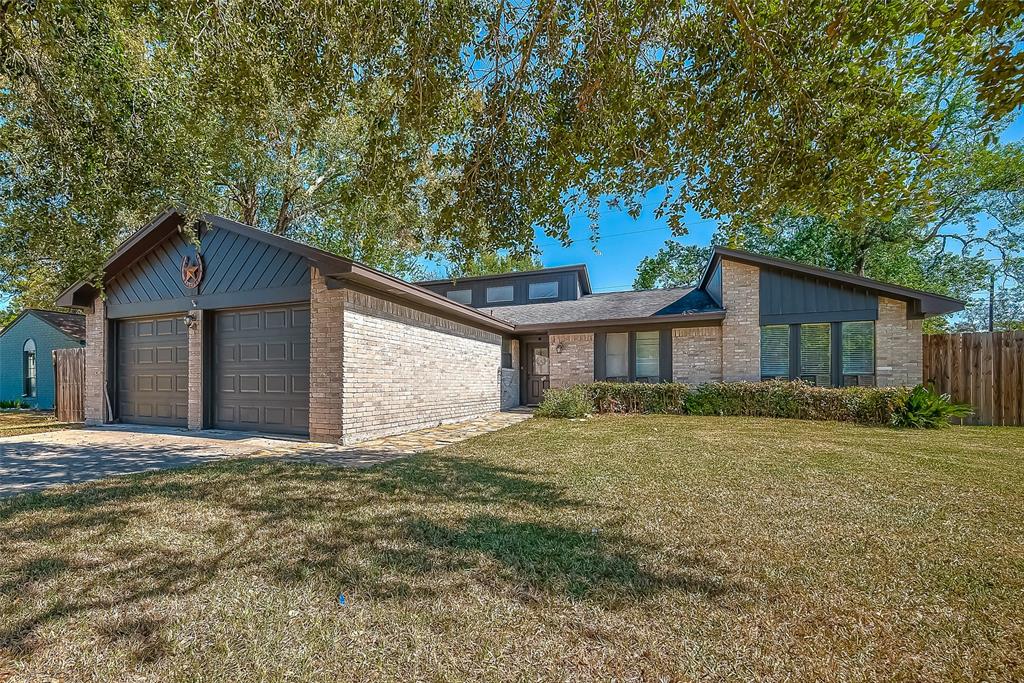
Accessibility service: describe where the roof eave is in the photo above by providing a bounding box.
[327,267,515,333]
[512,310,726,333]
[702,247,966,314]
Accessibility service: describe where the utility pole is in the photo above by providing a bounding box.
[988,271,995,332]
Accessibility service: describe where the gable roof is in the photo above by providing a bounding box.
[489,287,724,331]
[417,264,593,295]
[699,247,965,316]
[55,208,513,333]
[0,309,85,342]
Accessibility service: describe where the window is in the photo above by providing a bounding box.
[842,321,875,385]
[799,323,831,386]
[635,331,660,381]
[605,332,629,380]
[486,285,514,303]
[760,325,790,379]
[446,289,472,305]
[528,281,558,299]
[501,338,514,369]
[23,338,37,398]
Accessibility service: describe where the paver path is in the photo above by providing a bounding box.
[0,411,532,498]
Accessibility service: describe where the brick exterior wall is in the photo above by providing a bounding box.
[186,309,204,430]
[308,267,345,443]
[548,333,594,388]
[339,289,501,445]
[83,297,107,425]
[672,326,723,384]
[876,296,923,387]
[720,259,761,381]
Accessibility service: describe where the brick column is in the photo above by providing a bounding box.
[672,326,723,384]
[308,267,344,442]
[83,297,108,425]
[876,297,923,387]
[720,259,761,381]
[187,310,204,430]
[549,333,594,388]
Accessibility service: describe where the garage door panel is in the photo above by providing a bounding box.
[213,305,309,436]
[117,314,188,428]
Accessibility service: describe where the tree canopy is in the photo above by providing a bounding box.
[1,0,1022,312]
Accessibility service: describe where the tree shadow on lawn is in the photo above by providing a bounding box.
[0,453,742,661]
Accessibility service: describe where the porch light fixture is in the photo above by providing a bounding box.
[554,341,566,353]
[183,312,198,330]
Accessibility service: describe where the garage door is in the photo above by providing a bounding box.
[117,316,189,427]
[213,305,310,435]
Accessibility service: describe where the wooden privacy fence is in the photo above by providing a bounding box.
[923,332,1024,426]
[52,347,85,423]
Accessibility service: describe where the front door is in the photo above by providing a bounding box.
[525,342,550,405]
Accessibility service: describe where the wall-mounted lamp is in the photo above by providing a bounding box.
[554,341,566,353]
[183,312,198,330]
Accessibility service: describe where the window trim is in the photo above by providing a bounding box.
[594,330,671,383]
[759,321,876,387]
[485,284,514,303]
[528,280,559,300]
[23,338,37,398]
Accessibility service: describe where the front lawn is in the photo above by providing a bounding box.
[0,411,81,438]
[1,416,1022,681]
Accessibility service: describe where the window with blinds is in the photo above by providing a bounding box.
[635,331,660,381]
[760,325,790,379]
[799,323,831,386]
[605,332,629,380]
[842,321,875,385]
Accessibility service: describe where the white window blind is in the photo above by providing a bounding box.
[446,289,472,305]
[605,332,628,379]
[799,323,831,386]
[760,325,789,378]
[842,321,875,375]
[486,285,514,303]
[528,281,558,299]
[635,331,660,380]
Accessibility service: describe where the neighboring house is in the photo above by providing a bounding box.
[0,309,86,409]
[57,208,963,444]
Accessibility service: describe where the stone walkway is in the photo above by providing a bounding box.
[278,410,533,466]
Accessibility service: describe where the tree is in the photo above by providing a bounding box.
[634,243,711,290]
[444,251,544,279]
[1,0,1022,313]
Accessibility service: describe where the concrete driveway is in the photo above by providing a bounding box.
[0,425,382,499]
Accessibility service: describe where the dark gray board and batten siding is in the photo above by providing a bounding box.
[759,268,878,326]
[419,269,582,308]
[104,226,311,319]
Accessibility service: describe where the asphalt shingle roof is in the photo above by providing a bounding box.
[30,310,86,341]
[484,287,722,326]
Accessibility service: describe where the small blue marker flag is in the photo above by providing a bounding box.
[338,593,346,606]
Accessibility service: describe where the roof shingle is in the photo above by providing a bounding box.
[485,287,722,326]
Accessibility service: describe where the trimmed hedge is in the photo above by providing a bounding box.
[537,380,916,426]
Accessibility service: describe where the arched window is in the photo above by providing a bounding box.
[23,338,36,398]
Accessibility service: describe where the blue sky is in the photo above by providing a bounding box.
[533,113,1024,293]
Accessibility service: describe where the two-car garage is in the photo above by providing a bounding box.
[115,304,310,436]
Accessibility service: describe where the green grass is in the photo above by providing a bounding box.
[1,416,1023,681]
[0,411,81,437]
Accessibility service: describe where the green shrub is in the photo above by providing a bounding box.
[534,385,593,419]
[0,398,29,409]
[535,380,946,428]
[890,384,972,428]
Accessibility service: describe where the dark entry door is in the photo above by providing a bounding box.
[524,342,550,405]
[213,304,310,435]
[117,315,188,427]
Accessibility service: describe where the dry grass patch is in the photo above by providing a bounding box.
[1,416,1023,682]
[0,412,81,438]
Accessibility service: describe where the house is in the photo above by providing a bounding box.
[0,309,86,409]
[56,208,963,444]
